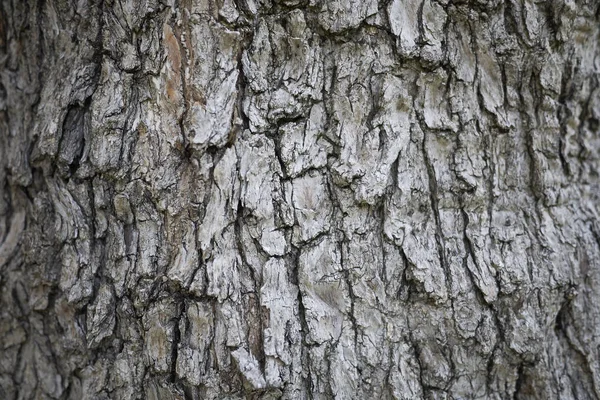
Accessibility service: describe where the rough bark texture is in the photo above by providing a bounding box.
[1,0,600,398]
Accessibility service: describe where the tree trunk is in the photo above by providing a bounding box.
[1,0,600,398]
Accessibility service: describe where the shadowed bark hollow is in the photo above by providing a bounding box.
[1,0,600,399]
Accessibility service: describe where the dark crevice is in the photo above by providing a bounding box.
[57,97,93,175]
[420,128,451,290]
[170,299,185,384]
[512,362,526,400]
[398,247,416,302]
[289,243,315,399]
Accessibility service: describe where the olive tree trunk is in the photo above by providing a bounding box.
[1,0,600,398]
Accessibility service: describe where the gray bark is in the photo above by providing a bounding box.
[1,0,600,398]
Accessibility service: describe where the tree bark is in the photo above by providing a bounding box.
[1,0,600,398]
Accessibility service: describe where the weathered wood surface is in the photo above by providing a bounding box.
[1,0,600,398]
